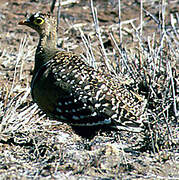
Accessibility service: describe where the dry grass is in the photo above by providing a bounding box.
[0,0,178,179]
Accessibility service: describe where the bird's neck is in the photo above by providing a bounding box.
[34,31,58,74]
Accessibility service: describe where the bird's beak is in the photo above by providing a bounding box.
[18,19,30,25]
[18,21,26,25]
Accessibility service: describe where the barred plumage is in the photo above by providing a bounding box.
[19,12,147,132]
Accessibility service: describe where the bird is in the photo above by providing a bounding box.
[18,12,147,133]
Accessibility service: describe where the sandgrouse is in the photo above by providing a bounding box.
[19,12,146,132]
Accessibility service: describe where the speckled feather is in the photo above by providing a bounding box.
[31,50,146,129]
[20,12,147,132]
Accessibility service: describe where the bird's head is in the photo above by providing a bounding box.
[19,12,57,36]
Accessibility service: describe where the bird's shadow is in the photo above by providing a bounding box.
[71,125,115,139]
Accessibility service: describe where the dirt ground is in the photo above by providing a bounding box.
[0,0,178,179]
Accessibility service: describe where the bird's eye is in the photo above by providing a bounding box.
[34,17,44,25]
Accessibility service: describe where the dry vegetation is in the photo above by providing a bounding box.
[0,0,178,179]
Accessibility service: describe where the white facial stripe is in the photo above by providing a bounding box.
[34,12,41,18]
